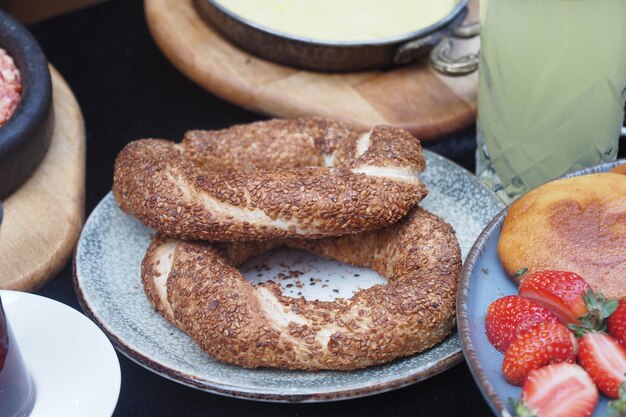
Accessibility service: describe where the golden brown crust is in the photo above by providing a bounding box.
[142,207,461,370]
[183,118,354,171]
[498,173,626,300]
[610,163,626,175]
[112,118,427,241]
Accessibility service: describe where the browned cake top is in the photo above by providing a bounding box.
[499,173,626,300]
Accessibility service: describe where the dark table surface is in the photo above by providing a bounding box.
[25,1,625,416]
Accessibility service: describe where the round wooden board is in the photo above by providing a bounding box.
[145,0,480,140]
[0,66,85,291]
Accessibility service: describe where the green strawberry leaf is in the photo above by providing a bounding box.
[607,380,626,417]
[505,397,538,417]
[568,289,617,337]
[514,268,528,278]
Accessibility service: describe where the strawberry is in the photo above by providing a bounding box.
[485,295,559,353]
[609,301,626,348]
[577,332,626,398]
[519,270,590,325]
[506,363,598,417]
[502,322,577,386]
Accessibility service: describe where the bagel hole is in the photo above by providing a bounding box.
[239,248,386,302]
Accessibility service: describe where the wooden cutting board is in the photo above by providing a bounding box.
[145,0,480,140]
[0,66,85,291]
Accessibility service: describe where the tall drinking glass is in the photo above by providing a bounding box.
[0,295,35,417]
[476,0,626,202]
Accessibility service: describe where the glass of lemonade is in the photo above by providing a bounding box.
[476,0,626,202]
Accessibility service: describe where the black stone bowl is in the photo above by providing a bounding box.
[0,10,53,200]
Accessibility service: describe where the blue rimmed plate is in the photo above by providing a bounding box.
[458,159,625,416]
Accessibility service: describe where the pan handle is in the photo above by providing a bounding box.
[430,22,480,76]
[394,34,439,65]
[393,10,470,66]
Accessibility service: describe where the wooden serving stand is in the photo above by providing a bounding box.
[145,0,480,140]
[0,66,85,291]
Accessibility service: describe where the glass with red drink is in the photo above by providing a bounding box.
[0,295,34,417]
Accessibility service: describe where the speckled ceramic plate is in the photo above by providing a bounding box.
[74,150,504,402]
[458,159,624,416]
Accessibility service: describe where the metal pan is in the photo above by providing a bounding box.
[195,0,479,74]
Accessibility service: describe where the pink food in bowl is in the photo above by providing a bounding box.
[0,48,21,126]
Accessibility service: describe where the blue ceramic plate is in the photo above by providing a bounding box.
[457,159,625,416]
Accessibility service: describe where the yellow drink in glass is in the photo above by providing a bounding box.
[476,0,626,202]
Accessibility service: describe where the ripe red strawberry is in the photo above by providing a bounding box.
[519,270,590,325]
[609,301,626,348]
[485,295,559,353]
[507,363,598,417]
[502,322,577,386]
[577,332,626,398]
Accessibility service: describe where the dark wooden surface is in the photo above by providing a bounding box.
[26,1,625,416]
